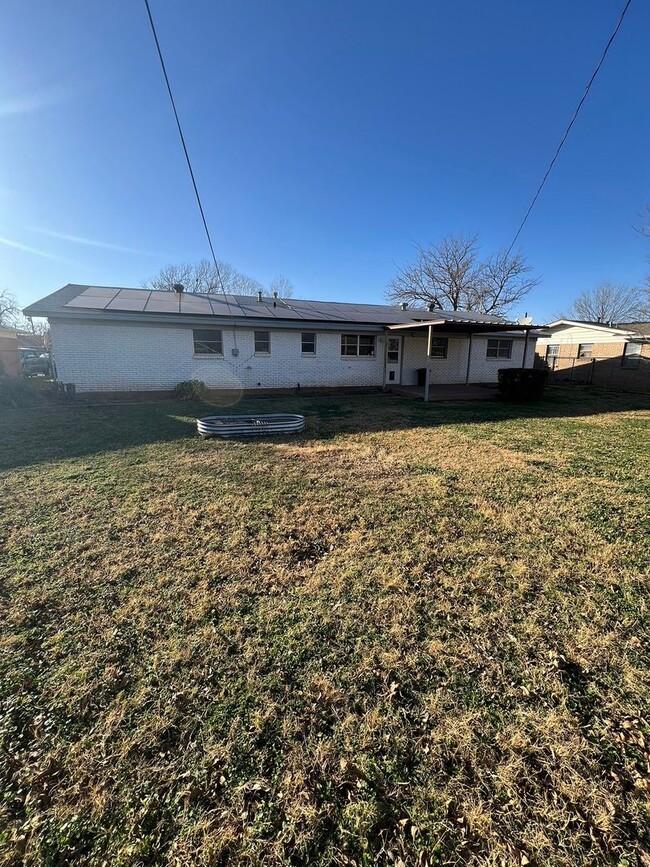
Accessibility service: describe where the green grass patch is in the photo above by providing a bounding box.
[1,388,649,865]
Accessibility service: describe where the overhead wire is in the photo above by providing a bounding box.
[142,0,238,340]
[505,0,634,256]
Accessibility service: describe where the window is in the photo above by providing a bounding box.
[486,339,512,359]
[193,329,223,355]
[577,343,593,358]
[341,334,375,356]
[545,344,559,359]
[622,342,642,369]
[254,331,270,354]
[387,337,400,363]
[301,333,316,354]
[428,337,448,359]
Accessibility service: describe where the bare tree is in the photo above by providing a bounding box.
[639,205,650,318]
[387,234,537,316]
[567,282,643,324]
[19,316,51,351]
[636,203,650,238]
[142,259,265,296]
[269,274,294,299]
[387,234,481,311]
[0,288,19,326]
[641,280,650,320]
[142,260,297,298]
[476,250,540,314]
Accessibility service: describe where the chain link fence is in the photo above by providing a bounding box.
[535,355,649,393]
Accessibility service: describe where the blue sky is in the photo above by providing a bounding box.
[1,0,648,322]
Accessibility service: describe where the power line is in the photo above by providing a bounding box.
[142,0,231,305]
[506,0,634,256]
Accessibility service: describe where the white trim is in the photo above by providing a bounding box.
[544,319,632,336]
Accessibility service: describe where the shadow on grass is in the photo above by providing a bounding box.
[0,386,648,472]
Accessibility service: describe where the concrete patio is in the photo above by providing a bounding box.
[388,383,500,401]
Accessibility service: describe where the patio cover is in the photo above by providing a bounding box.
[386,319,547,335]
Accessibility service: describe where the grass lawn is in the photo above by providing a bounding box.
[1,388,649,866]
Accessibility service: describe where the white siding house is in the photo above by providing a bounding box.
[24,284,543,394]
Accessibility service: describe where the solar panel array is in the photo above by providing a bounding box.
[63,286,510,326]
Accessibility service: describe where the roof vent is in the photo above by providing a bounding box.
[257,290,263,302]
[400,301,408,310]
[273,291,278,299]
[172,283,185,294]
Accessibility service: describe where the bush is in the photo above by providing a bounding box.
[0,377,43,408]
[173,379,209,401]
[498,368,549,401]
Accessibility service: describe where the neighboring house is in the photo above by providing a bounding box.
[535,319,650,391]
[0,327,21,378]
[23,284,544,395]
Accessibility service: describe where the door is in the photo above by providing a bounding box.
[385,336,402,385]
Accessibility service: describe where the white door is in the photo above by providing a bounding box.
[385,336,402,385]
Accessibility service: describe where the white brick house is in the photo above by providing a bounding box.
[24,284,543,394]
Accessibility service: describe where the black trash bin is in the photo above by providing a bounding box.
[417,368,427,386]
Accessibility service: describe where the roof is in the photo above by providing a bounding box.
[23,283,519,330]
[619,321,650,338]
[388,320,547,337]
[544,318,637,336]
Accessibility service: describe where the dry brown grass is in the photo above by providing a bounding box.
[1,389,649,865]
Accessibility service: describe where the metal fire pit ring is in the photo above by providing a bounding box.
[197,413,305,439]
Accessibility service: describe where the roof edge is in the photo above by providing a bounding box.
[544,318,635,334]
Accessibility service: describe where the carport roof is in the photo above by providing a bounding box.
[387,320,548,336]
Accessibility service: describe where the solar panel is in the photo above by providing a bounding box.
[84,286,122,297]
[145,294,181,313]
[56,284,514,329]
[113,288,151,300]
[179,295,213,315]
[235,300,278,318]
[106,297,149,311]
[208,296,243,316]
[262,306,304,319]
[64,286,121,309]
[65,295,114,309]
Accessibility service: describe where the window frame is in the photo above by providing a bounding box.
[301,332,317,355]
[577,343,593,359]
[387,337,400,363]
[486,338,513,360]
[341,334,376,357]
[428,337,448,359]
[545,344,559,359]
[192,328,223,356]
[254,330,271,354]
[621,341,642,369]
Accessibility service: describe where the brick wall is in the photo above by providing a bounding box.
[50,319,387,393]
[535,340,627,366]
[400,333,534,385]
[535,341,650,392]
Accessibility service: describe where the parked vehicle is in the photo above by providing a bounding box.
[20,348,51,377]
